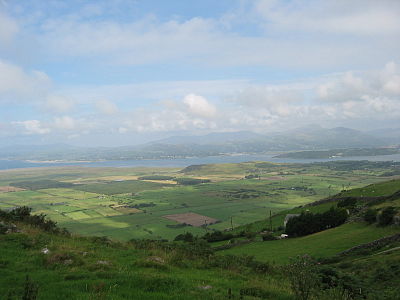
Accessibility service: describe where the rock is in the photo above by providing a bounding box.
[41,247,50,254]
[147,256,165,264]
[97,260,109,265]
[63,259,73,265]
[198,285,212,290]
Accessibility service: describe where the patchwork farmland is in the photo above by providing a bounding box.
[0,160,397,240]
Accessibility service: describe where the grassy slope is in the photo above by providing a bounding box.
[0,225,293,300]
[328,242,400,298]
[221,178,400,264]
[222,223,400,264]
[338,178,400,197]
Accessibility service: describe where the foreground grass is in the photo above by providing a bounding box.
[0,225,294,299]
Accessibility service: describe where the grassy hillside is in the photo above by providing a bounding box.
[221,222,399,264]
[338,178,400,197]
[218,179,400,264]
[0,222,293,300]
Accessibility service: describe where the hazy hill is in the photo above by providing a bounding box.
[152,131,265,145]
[0,126,394,161]
[367,127,400,144]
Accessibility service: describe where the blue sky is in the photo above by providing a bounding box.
[0,0,399,146]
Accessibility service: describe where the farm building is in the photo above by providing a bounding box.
[284,214,300,227]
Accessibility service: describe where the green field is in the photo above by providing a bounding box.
[0,161,398,240]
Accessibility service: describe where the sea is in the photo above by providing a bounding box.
[1,153,400,171]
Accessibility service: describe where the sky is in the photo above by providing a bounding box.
[0,0,399,146]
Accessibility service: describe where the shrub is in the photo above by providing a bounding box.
[285,255,320,300]
[378,206,397,226]
[337,197,357,209]
[262,233,276,241]
[244,174,260,179]
[138,175,175,180]
[318,287,352,300]
[202,230,233,242]
[22,275,39,300]
[0,207,60,233]
[174,178,210,185]
[10,206,32,221]
[240,287,271,298]
[0,222,8,234]
[174,232,194,242]
[363,209,377,224]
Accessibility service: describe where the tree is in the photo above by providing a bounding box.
[364,209,377,224]
[285,207,348,237]
[378,207,396,226]
[174,232,194,242]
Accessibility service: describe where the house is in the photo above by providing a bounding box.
[284,214,300,227]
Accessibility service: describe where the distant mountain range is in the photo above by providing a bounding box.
[0,126,398,161]
[153,131,265,145]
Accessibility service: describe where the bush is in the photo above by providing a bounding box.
[0,222,8,234]
[262,233,276,241]
[378,206,397,226]
[202,230,233,242]
[337,197,357,209]
[10,206,32,221]
[0,207,60,233]
[174,178,210,185]
[285,255,320,300]
[318,287,352,300]
[22,275,39,300]
[138,175,175,180]
[364,209,377,224]
[174,232,194,242]
[239,287,271,298]
[244,174,260,179]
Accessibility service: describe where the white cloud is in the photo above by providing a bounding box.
[183,94,216,118]
[317,72,367,102]
[16,1,396,70]
[0,59,50,101]
[0,12,18,44]
[45,95,74,113]
[383,75,400,95]
[54,116,76,130]
[14,120,50,135]
[95,99,119,115]
[254,0,400,36]
[4,62,398,138]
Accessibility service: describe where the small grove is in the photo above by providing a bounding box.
[285,207,348,237]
